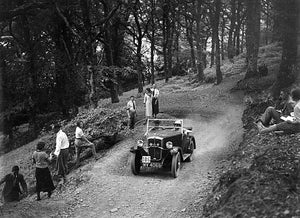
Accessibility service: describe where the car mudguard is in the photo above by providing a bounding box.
[130,146,149,156]
[170,146,183,160]
[130,146,138,153]
[191,136,196,149]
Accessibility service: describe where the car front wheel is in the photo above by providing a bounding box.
[131,153,141,175]
[171,153,181,178]
[186,140,194,162]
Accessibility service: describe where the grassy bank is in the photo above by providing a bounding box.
[202,43,300,217]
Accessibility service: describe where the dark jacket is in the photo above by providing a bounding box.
[0,173,27,202]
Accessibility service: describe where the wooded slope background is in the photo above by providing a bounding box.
[0,0,299,147]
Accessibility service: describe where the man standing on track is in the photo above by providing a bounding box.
[53,124,69,183]
[151,84,160,118]
[127,96,137,129]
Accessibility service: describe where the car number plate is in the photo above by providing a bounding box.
[142,156,151,164]
[151,162,161,168]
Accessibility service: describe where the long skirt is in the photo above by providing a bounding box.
[152,98,159,116]
[35,167,55,193]
[56,148,69,177]
[145,100,152,117]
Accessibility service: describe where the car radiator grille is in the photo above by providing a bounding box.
[148,138,162,160]
[149,147,162,160]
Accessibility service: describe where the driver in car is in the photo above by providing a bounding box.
[174,120,182,131]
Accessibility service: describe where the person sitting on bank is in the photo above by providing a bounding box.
[0,165,28,203]
[258,88,300,134]
[75,121,98,167]
[256,90,294,127]
[32,141,55,201]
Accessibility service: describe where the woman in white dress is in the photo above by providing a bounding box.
[144,88,153,121]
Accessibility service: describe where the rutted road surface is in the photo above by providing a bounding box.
[67,75,245,218]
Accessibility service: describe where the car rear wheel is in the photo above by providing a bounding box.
[186,140,194,162]
[171,153,181,178]
[131,153,141,175]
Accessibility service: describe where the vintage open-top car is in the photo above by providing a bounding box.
[130,119,196,178]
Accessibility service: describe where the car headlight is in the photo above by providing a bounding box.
[166,141,173,149]
[149,143,153,146]
[137,140,144,147]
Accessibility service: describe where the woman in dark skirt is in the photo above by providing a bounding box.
[32,141,55,201]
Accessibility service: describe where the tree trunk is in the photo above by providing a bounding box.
[150,0,155,84]
[241,23,245,54]
[265,1,270,45]
[209,8,215,69]
[228,0,236,60]
[102,1,120,103]
[221,16,225,61]
[186,16,197,73]
[167,3,174,79]
[195,0,204,81]
[297,0,300,72]
[136,41,143,93]
[162,0,170,82]
[272,0,283,42]
[244,0,261,79]
[234,0,242,56]
[0,51,5,112]
[214,0,222,84]
[20,15,39,137]
[174,12,180,65]
[80,0,98,108]
[272,0,299,95]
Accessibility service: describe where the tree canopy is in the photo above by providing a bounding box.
[0,0,299,134]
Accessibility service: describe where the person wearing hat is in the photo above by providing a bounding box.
[173,120,182,131]
[0,165,28,202]
[53,124,69,182]
[32,141,55,201]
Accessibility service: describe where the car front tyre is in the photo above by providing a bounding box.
[186,140,194,162]
[131,153,141,175]
[171,153,181,178]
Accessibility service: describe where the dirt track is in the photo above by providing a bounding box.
[64,74,244,218]
[0,73,244,218]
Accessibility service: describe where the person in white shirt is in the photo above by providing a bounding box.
[53,124,69,182]
[126,96,137,129]
[151,84,160,118]
[75,121,98,167]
